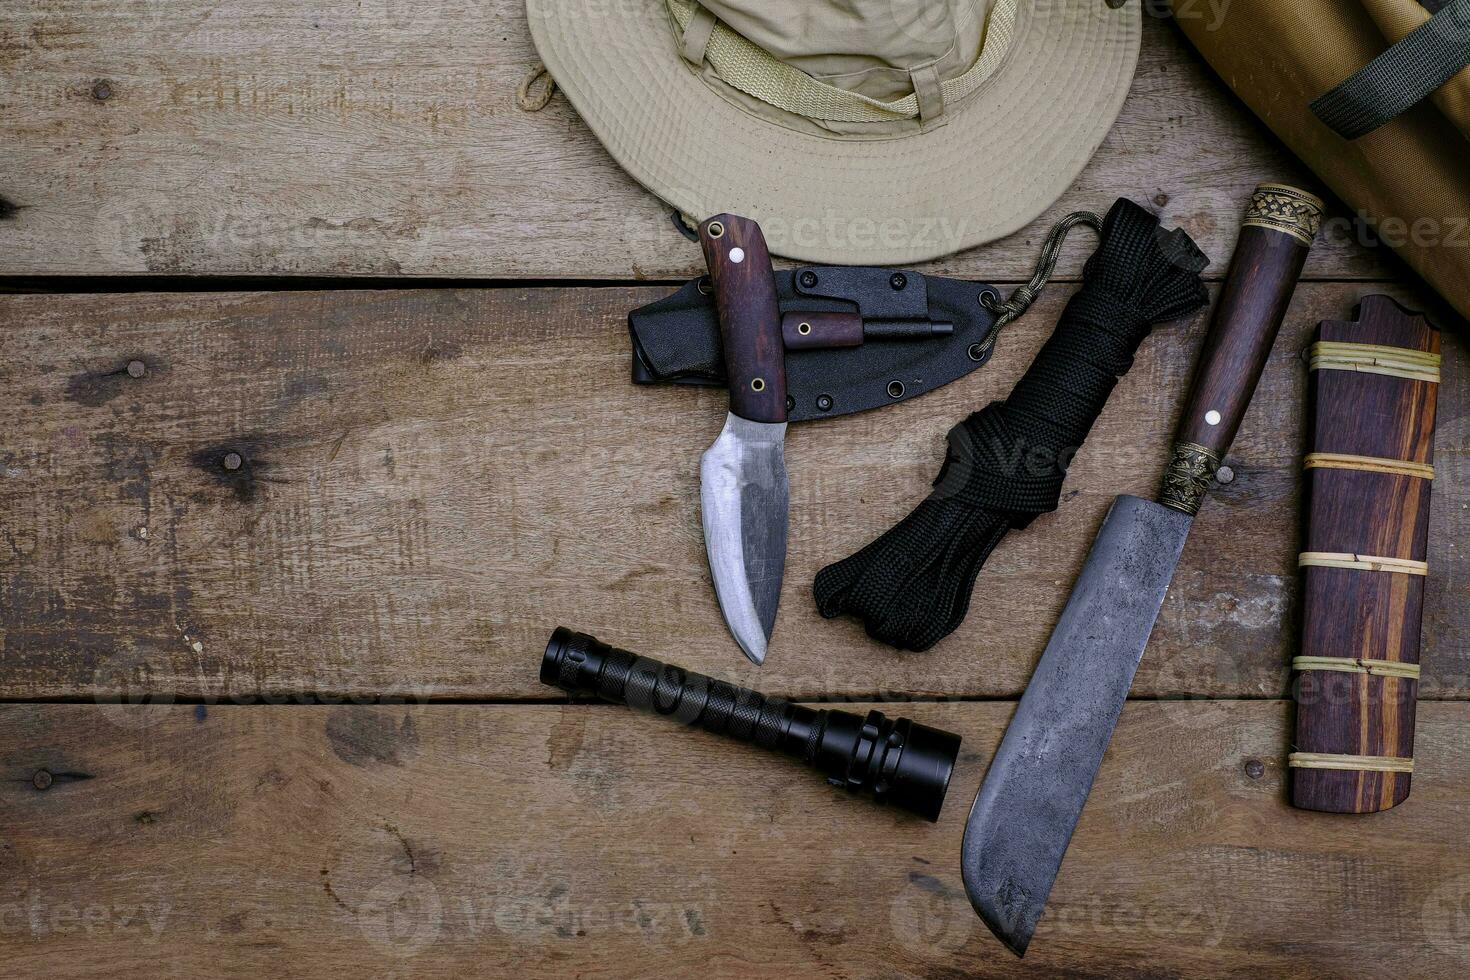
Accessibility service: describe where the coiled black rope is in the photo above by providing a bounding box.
[812,198,1210,651]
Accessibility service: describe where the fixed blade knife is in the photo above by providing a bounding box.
[961,184,1325,955]
[697,214,789,665]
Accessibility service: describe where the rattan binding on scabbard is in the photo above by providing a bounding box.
[1303,452,1434,479]
[1291,656,1421,680]
[1309,341,1442,382]
[1298,552,1429,575]
[1287,752,1414,773]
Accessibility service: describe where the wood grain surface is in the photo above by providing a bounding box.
[1172,226,1310,461]
[2,700,1469,978]
[0,7,1392,281]
[0,282,1465,702]
[2,4,1466,978]
[699,214,786,422]
[1293,297,1442,813]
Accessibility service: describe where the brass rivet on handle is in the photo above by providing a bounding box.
[750,378,765,392]
[797,321,812,336]
[707,220,725,239]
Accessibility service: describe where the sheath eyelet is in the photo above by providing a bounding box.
[750,377,765,392]
[797,321,812,336]
[887,381,905,399]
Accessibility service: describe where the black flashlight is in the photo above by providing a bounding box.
[541,627,961,821]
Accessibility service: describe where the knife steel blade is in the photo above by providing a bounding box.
[700,413,788,664]
[959,183,1322,956]
[696,214,789,663]
[961,494,1192,954]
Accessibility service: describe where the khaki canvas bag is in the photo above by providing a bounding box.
[1172,0,1470,322]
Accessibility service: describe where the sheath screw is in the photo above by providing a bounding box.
[1244,759,1265,780]
[799,271,818,289]
[222,452,243,471]
[1215,465,1235,485]
[887,380,905,399]
[91,79,113,102]
[706,220,725,239]
[816,394,833,412]
[32,769,53,791]
[786,396,796,413]
[889,273,907,291]
[126,360,147,378]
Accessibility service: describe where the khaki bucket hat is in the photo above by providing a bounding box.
[526,0,1142,264]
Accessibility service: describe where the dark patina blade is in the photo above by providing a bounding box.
[960,494,1194,955]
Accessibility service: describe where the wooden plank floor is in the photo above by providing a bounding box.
[2,5,1469,979]
[3,701,1470,978]
[1,283,1466,703]
[0,6,1391,282]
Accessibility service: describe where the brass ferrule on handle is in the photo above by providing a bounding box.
[1240,182,1326,246]
[1159,441,1222,515]
[1160,183,1325,516]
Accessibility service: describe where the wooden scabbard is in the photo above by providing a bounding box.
[1290,295,1440,813]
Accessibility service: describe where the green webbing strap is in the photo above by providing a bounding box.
[1311,0,1470,140]
[665,0,1018,123]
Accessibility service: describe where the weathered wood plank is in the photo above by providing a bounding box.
[1,701,1468,978]
[0,6,1390,280]
[0,282,1464,701]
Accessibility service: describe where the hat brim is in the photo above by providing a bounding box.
[527,0,1141,264]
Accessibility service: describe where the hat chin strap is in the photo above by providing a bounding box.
[666,0,1020,125]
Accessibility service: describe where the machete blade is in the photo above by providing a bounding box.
[700,412,788,664]
[960,494,1194,955]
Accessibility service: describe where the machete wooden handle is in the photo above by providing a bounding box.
[1160,184,1324,515]
[699,214,787,423]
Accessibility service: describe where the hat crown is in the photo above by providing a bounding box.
[698,0,989,102]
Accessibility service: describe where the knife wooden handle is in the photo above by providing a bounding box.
[1160,184,1324,515]
[1291,296,1439,813]
[699,214,786,423]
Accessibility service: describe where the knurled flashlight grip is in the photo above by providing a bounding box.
[542,627,961,821]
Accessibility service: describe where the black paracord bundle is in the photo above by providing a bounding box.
[813,199,1211,651]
